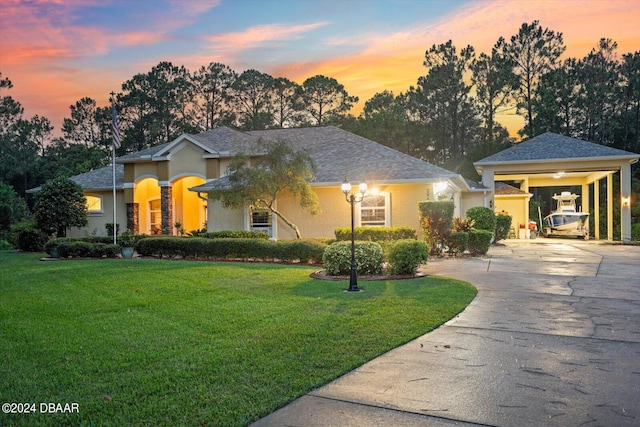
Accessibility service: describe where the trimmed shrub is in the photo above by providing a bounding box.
[198,230,270,239]
[56,241,120,258]
[12,220,49,252]
[468,230,493,255]
[466,206,496,232]
[419,201,454,255]
[322,241,384,276]
[494,214,512,242]
[447,231,469,255]
[334,226,417,242]
[387,239,428,275]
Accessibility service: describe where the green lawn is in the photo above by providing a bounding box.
[0,251,476,426]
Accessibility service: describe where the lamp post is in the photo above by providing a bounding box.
[341,178,367,292]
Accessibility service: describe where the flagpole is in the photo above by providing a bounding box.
[110,91,120,246]
[112,142,117,245]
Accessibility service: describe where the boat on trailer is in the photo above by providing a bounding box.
[542,192,590,239]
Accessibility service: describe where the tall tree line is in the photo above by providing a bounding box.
[1,20,639,204]
[347,21,639,179]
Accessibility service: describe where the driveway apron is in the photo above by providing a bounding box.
[251,240,640,427]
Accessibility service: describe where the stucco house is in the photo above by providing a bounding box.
[43,128,637,241]
[58,125,485,240]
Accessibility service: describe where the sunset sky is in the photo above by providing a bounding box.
[2,0,640,137]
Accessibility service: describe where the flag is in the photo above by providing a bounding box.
[111,103,121,149]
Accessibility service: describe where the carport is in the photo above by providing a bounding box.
[474,132,639,242]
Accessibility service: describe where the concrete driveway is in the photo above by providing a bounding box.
[252,239,640,427]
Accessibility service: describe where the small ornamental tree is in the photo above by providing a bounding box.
[419,201,454,255]
[34,177,88,237]
[207,139,320,239]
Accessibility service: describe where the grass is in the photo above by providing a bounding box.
[0,251,476,426]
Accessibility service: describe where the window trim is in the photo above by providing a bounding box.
[356,191,390,227]
[246,205,276,238]
[86,194,103,216]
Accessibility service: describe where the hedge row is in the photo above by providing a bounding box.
[135,237,328,263]
[334,226,417,242]
[188,230,270,239]
[56,242,120,258]
[44,237,123,258]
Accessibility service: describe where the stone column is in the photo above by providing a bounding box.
[126,203,139,234]
[161,184,173,235]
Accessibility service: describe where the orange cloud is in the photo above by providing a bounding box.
[273,0,640,125]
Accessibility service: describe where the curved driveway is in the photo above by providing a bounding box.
[252,239,640,427]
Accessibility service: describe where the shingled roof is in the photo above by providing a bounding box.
[475,132,639,165]
[495,182,530,196]
[116,126,262,162]
[182,126,461,192]
[27,164,125,193]
[246,126,458,184]
[43,126,462,193]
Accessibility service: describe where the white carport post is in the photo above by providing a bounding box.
[594,178,600,240]
[607,174,614,241]
[581,183,589,216]
[521,177,530,239]
[481,167,495,210]
[621,163,632,242]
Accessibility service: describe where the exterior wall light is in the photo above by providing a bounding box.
[622,196,630,208]
[342,178,367,292]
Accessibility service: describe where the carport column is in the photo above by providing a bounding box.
[481,167,495,211]
[607,173,613,241]
[581,183,589,216]
[594,179,600,240]
[621,163,632,242]
[521,177,530,239]
[160,181,173,235]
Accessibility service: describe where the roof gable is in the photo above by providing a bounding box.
[56,126,463,193]
[247,126,458,184]
[116,127,258,163]
[475,132,639,165]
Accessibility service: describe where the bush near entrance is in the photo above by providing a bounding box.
[322,241,384,275]
[466,206,496,232]
[468,230,493,255]
[387,239,428,275]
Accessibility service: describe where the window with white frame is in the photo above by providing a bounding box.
[358,192,390,227]
[86,195,103,216]
[250,208,273,237]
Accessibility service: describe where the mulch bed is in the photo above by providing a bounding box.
[310,270,426,281]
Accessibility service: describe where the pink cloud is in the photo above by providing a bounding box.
[206,22,331,52]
